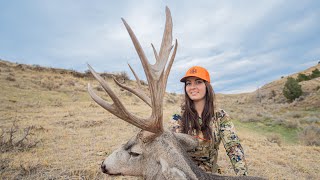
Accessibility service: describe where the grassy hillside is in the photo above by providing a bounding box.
[1,59,319,179]
[217,63,320,143]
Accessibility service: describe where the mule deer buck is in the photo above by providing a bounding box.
[88,7,264,180]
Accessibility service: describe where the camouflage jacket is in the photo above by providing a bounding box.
[169,109,248,176]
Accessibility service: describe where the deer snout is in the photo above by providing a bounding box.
[101,162,108,174]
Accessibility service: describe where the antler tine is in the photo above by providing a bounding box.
[121,18,152,84]
[128,63,142,88]
[87,64,157,132]
[112,75,152,107]
[151,43,160,64]
[163,39,178,89]
[155,6,173,70]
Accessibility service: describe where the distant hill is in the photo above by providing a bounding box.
[216,62,319,146]
[1,58,318,108]
[254,63,320,107]
[0,58,178,112]
[217,63,320,108]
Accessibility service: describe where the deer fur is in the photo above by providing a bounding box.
[101,130,264,180]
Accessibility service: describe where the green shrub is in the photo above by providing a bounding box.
[310,68,320,79]
[296,68,320,82]
[283,77,303,101]
[297,73,310,82]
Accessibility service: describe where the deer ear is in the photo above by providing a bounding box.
[138,130,157,143]
[173,133,198,151]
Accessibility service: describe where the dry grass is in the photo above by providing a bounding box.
[299,125,320,146]
[215,129,320,179]
[0,121,39,153]
[1,60,320,179]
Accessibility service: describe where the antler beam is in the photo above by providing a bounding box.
[88,7,177,134]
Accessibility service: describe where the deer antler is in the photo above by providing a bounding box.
[88,7,177,134]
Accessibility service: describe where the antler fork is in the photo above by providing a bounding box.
[88,7,178,134]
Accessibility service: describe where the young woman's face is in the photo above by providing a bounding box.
[185,77,207,102]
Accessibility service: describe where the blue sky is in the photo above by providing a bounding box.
[1,1,319,94]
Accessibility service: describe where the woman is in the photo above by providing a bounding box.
[170,66,248,176]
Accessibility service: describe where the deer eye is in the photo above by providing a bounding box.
[129,151,140,157]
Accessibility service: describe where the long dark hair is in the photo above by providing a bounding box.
[181,81,216,140]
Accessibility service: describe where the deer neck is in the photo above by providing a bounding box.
[141,131,199,180]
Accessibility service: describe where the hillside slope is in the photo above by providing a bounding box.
[1,59,319,179]
[256,63,320,106]
[217,63,319,145]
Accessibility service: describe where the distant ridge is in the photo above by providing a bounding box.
[0,59,128,80]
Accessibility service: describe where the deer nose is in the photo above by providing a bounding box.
[101,162,108,174]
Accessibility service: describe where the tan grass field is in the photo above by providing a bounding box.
[1,60,319,179]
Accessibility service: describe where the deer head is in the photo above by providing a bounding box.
[99,130,200,178]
